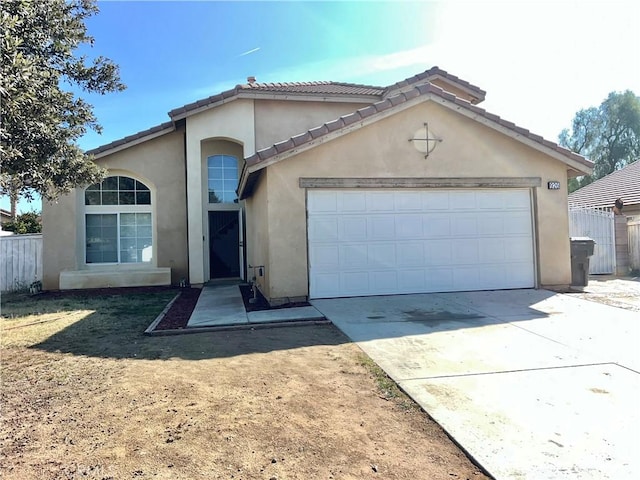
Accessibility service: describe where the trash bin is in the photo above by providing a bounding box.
[570,237,595,287]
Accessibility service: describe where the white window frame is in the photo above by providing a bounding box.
[83,176,155,267]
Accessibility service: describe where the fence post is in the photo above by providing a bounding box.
[615,216,630,275]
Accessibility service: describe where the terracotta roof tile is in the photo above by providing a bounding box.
[86,121,174,156]
[384,66,487,102]
[243,82,592,174]
[569,160,640,208]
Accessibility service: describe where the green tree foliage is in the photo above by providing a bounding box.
[559,91,640,192]
[0,0,125,201]
[3,211,42,234]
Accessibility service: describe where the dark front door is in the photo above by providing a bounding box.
[209,211,240,279]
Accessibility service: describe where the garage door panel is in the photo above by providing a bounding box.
[367,191,394,212]
[340,244,369,268]
[479,238,506,262]
[369,216,396,239]
[452,239,480,264]
[425,240,454,265]
[308,217,338,241]
[396,214,423,238]
[339,191,367,212]
[340,216,368,240]
[424,216,452,237]
[425,268,454,290]
[369,243,396,268]
[309,244,340,268]
[371,270,398,292]
[399,269,427,290]
[308,191,338,212]
[308,189,535,298]
[341,271,370,295]
[451,216,479,236]
[396,191,423,211]
[422,191,451,210]
[397,242,424,266]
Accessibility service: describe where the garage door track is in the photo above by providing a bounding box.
[312,289,640,480]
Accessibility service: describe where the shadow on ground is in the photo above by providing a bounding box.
[4,287,563,361]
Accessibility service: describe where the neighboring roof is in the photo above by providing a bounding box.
[384,66,486,104]
[86,121,175,157]
[568,160,640,209]
[240,82,592,198]
[1,208,12,220]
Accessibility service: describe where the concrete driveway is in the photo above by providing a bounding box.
[312,289,640,480]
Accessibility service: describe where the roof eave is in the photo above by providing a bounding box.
[87,123,176,159]
[170,90,381,122]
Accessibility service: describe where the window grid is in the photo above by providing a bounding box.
[208,155,238,203]
[85,176,151,206]
[84,175,153,265]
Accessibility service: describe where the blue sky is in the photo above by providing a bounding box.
[5,0,640,213]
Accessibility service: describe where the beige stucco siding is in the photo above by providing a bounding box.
[259,100,572,301]
[42,130,187,289]
[42,193,78,289]
[254,100,369,151]
[185,99,255,284]
[245,170,270,293]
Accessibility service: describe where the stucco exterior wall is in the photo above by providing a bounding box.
[185,99,255,284]
[258,100,573,302]
[254,100,368,151]
[42,192,78,289]
[245,170,270,294]
[42,129,187,289]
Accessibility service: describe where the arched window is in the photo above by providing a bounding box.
[84,176,153,264]
[207,155,238,203]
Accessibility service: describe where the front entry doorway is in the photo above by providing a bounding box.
[209,210,241,279]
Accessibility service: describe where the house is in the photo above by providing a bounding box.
[568,160,640,219]
[1,208,12,224]
[42,67,593,303]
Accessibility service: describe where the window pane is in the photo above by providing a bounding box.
[208,156,223,168]
[102,191,118,205]
[136,191,151,204]
[209,191,222,203]
[119,191,135,205]
[222,155,237,168]
[119,176,135,190]
[120,225,136,237]
[85,191,101,206]
[102,177,118,190]
[223,179,238,191]
[86,183,100,191]
[121,213,134,225]
[136,213,152,225]
[137,225,152,238]
[135,180,150,191]
[85,214,117,263]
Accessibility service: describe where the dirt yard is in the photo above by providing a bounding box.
[1,290,488,480]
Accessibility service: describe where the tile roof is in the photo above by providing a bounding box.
[244,82,590,170]
[168,81,384,119]
[86,121,175,156]
[568,160,640,208]
[384,66,486,103]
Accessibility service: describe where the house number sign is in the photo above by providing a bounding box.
[547,181,561,190]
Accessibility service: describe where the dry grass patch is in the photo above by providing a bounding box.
[1,290,488,480]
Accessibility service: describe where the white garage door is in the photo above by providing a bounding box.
[307,189,535,299]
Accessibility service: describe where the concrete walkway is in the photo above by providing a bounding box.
[186,283,325,328]
[312,289,640,480]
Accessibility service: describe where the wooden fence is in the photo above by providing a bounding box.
[629,220,640,272]
[0,234,43,291]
